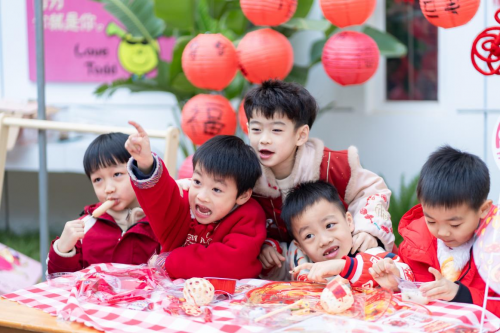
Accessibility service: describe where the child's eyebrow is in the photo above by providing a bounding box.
[298,226,309,235]
[321,215,337,222]
[213,178,227,186]
[424,212,463,221]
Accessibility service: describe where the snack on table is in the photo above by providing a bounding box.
[183,278,215,306]
[400,282,429,305]
[320,276,354,314]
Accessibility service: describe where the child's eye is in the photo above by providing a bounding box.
[273,129,282,132]
[326,223,335,229]
[92,178,101,183]
[213,188,222,193]
[114,172,123,177]
[426,221,435,225]
[193,179,201,185]
[451,224,461,228]
[251,128,261,132]
[304,234,314,240]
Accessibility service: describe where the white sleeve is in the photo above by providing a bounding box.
[344,146,395,251]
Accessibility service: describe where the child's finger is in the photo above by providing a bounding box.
[428,267,443,281]
[294,263,314,272]
[351,236,362,254]
[419,281,438,293]
[278,253,285,261]
[422,285,445,299]
[270,252,283,268]
[128,121,147,136]
[368,267,380,278]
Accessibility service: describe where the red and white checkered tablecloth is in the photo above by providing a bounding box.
[2,263,500,333]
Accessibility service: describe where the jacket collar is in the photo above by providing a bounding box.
[253,138,325,199]
[398,204,437,267]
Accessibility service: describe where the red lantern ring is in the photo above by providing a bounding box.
[471,9,500,76]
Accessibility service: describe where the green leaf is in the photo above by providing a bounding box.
[98,0,164,41]
[224,72,246,100]
[169,36,193,84]
[362,25,408,58]
[94,78,167,97]
[280,18,330,32]
[207,0,237,20]
[293,0,314,18]
[197,0,218,32]
[221,10,248,36]
[310,38,326,65]
[172,73,198,93]
[284,65,310,85]
[154,0,195,32]
[156,60,170,88]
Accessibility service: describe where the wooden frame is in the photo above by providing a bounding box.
[0,114,180,207]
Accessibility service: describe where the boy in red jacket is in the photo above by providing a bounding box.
[282,181,413,287]
[126,121,266,280]
[48,133,161,274]
[243,80,394,279]
[369,146,499,316]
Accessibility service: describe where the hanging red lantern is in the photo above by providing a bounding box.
[471,9,500,75]
[238,101,249,135]
[240,0,297,26]
[419,0,479,28]
[237,29,294,84]
[181,34,238,91]
[320,0,376,28]
[181,94,237,146]
[177,154,194,180]
[322,31,380,86]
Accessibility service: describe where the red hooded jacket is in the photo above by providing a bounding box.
[129,155,267,280]
[47,203,160,274]
[398,204,500,316]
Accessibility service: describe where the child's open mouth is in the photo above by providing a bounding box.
[196,204,212,217]
[259,149,274,160]
[323,246,339,259]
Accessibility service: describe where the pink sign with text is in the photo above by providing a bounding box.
[27,0,174,82]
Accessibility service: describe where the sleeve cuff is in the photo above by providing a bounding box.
[127,153,163,189]
[340,256,357,280]
[263,238,283,255]
[53,239,77,258]
[451,281,473,304]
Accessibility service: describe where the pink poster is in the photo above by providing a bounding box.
[27,0,174,82]
[0,243,41,294]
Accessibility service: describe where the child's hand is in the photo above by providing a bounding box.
[369,258,400,291]
[293,260,346,283]
[420,267,459,301]
[176,178,191,197]
[259,245,285,269]
[58,220,85,253]
[351,231,378,254]
[126,121,154,174]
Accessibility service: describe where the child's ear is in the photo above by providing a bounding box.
[295,125,309,146]
[479,200,493,219]
[293,240,304,253]
[236,189,252,206]
[346,212,354,233]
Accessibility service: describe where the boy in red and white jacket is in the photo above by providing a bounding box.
[371,146,500,316]
[125,121,266,280]
[280,181,413,288]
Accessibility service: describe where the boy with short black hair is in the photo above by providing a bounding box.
[126,121,266,279]
[48,133,160,274]
[282,181,412,288]
[370,146,499,315]
[244,80,394,279]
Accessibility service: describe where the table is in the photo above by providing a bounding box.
[0,298,98,333]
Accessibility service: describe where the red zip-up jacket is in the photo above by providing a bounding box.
[128,155,267,280]
[399,204,500,317]
[47,203,160,274]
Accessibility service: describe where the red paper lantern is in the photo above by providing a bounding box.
[237,29,294,84]
[419,0,479,28]
[181,94,237,146]
[177,154,194,180]
[471,9,500,75]
[238,101,249,135]
[182,34,238,91]
[241,0,297,26]
[322,31,380,86]
[320,0,376,28]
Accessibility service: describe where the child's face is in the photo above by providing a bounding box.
[292,199,354,263]
[422,201,492,247]
[189,166,251,224]
[247,111,308,179]
[90,162,139,212]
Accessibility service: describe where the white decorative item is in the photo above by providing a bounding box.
[183,278,215,306]
[320,276,354,314]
